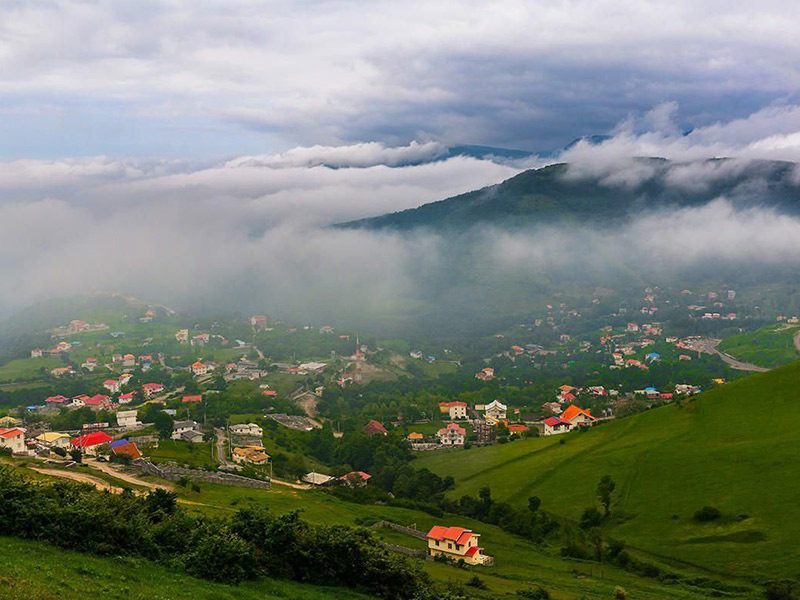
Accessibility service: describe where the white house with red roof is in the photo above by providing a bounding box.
[484,399,507,421]
[438,401,468,420]
[437,423,466,446]
[84,394,111,410]
[540,416,572,436]
[426,526,491,565]
[103,379,121,394]
[142,383,165,398]
[191,361,209,376]
[0,428,27,454]
[339,471,371,487]
[45,395,69,405]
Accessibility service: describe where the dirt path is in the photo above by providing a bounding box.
[84,458,172,491]
[28,466,120,492]
[271,477,312,490]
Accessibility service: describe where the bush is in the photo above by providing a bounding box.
[517,586,550,599]
[694,506,722,522]
[764,580,797,600]
[466,575,487,589]
[614,586,628,599]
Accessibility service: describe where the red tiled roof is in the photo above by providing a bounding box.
[426,526,476,545]
[542,416,565,427]
[464,546,483,557]
[0,428,24,439]
[84,394,109,405]
[70,431,112,447]
[182,395,202,402]
[363,419,388,435]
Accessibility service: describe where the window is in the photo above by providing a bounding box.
[448,543,452,550]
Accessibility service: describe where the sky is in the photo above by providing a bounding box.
[3,1,800,324]
[3,0,800,159]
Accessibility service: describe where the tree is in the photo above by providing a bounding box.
[579,506,602,530]
[528,496,541,514]
[596,475,616,517]
[154,411,174,440]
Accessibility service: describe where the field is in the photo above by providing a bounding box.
[0,357,63,383]
[718,324,800,367]
[169,482,747,599]
[147,440,215,468]
[416,360,800,580]
[0,536,372,600]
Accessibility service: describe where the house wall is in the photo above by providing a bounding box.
[0,434,25,454]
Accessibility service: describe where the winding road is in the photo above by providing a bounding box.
[690,338,770,372]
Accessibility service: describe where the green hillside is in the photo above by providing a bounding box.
[718,324,800,367]
[416,360,800,579]
[0,536,370,600]
[342,158,800,231]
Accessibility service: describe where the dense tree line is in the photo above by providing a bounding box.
[0,466,432,599]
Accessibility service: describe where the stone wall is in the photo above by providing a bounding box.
[135,459,271,489]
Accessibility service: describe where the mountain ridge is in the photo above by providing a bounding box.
[339,158,800,231]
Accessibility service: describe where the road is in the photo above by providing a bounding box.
[794,329,800,353]
[690,338,770,372]
[213,427,231,466]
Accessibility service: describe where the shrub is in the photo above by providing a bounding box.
[694,506,721,522]
[466,575,487,589]
[517,586,550,599]
[613,586,628,599]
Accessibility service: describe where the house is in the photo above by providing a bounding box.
[0,416,21,428]
[426,526,491,565]
[109,439,142,459]
[0,428,27,454]
[437,423,466,446]
[439,401,468,420]
[484,400,507,421]
[362,419,388,436]
[230,423,263,437]
[116,410,139,429]
[175,329,189,342]
[122,354,136,367]
[35,431,71,449]
[119,373,133,386]
[475,367,495,381]
[299,362,327,373]
[180,430,204,443]
[231,445,270,465]
[558,391,576,404]
[30,348,44,358]
[84,394,111,410]
[103,379,121,394]
[407,432,423,441]
[172,420,201,441]
[339,471,371,487]
[540,416,572,436]
[142,383,165,398]
[507,423,528,435]
[302,472,336,486]
[190,361,209,376]
[45,395,69,405]
[118,392,135,405]
[250,315,268,328]
[182,395,202,403]
[112,354,123,363]
[71,394,90,407]
[51,367,74,377]
[559,405,597,427]
[70,431,112,455]
[474,421,496,443]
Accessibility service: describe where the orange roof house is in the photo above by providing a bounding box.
[426,526,491,565]
[560,404,597,427]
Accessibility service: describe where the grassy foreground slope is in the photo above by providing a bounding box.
[0,536,370,600]
[416,361,800,579]
[718,324,800,368]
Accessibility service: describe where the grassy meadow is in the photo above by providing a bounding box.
[416,360,800,579]
[718,324,800,367]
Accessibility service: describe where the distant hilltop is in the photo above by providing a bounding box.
[339,158,800,231]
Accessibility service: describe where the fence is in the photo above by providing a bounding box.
[135,459,270,489]
[372,520,427,540]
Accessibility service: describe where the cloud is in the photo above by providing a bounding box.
[3,1,800,156]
